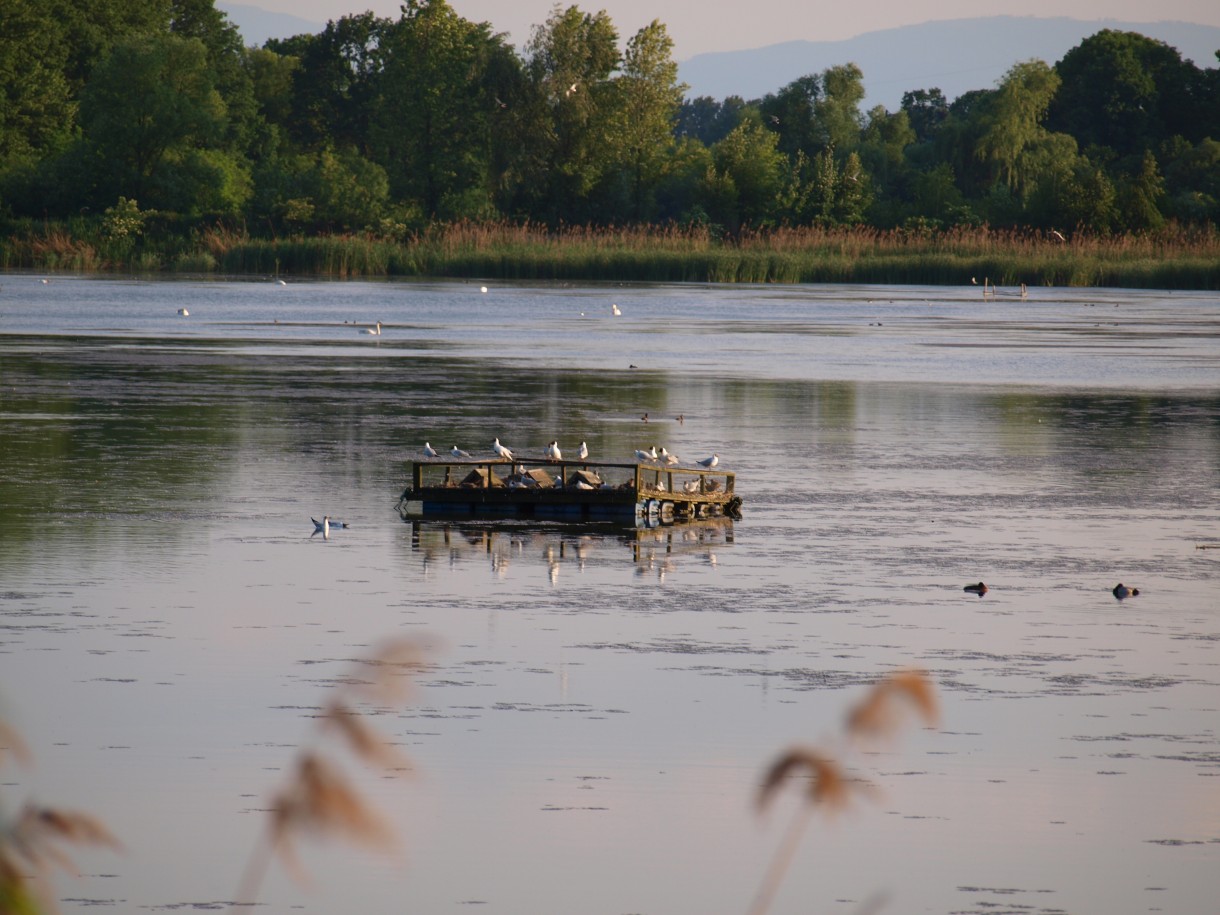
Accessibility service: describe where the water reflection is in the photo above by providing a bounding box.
[404,516,734,580]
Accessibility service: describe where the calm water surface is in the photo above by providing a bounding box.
[1,275,1218,914]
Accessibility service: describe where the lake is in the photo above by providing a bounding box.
[1,274,1218,914]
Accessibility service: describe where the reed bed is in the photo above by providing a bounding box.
[3,221,1218,288]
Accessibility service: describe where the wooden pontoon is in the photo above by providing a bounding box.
[397,450,741,523]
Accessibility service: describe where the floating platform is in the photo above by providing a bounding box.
[397,450,740,523]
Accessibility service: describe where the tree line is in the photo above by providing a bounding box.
[2,0,1218,241]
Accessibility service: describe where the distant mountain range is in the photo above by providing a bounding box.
[678,17,1220,110]
[218,2,322,45]
[217,6,1220,112]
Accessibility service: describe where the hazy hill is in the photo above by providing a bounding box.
[678,16,1220,110]
[218,1,322,45]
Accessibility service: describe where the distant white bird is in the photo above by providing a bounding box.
[178,307,189,316]
[480,285,488,293]
[658,446,680,465]
[696,453,719,468]
[312,516,348,533]
[493,438,513,460]
[682,480,700,493]
[423,442,438,457]
[578,441,589,460]
[278,279,287,286]
[363,322,382,335]
[611,303,622,316]
[451,445,471,458]
[546,440,562,461]
[634,446,658,462]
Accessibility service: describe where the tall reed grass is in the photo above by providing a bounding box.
[4,220,1218,288]
[3,657,939,914]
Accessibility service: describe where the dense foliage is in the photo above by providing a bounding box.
[1,0,1218,255]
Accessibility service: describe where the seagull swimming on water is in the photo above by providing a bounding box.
[493,437,514,460]
[696,453,719,468]
[451,445,471,458]
[423,442,438,457]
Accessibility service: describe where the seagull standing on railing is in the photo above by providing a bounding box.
[546,441,562,461]
[696,453,719,468]
[493,438,513,460]
[451,445,471,458]
[423,442,438,457]
[634,446,658,462]
[659,447,680,465]
[578,441,589,460]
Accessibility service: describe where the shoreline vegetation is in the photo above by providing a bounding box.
[3,221,1219,289]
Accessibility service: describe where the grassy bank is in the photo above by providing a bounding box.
[3,221,1219,289]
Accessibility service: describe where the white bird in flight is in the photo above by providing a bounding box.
[451,445,471,458]
[493,438,513,460]
[423,442,438,457]
[696,453,719,468]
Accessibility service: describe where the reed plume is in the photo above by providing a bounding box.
[229,636,433,912]
[748,669,939,915]
[0,713,122,915]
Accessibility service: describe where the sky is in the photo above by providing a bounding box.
[243,0,1220,58]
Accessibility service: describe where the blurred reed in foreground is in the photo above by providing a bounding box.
[0,715,122,915]
[228,636,434,912]
[748,669,940,915]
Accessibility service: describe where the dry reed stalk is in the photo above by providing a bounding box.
[0,715,122,915]
[749,670,939,915]
[229,636,434,913]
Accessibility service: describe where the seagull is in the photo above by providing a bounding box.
[493,438,513,460]
[363,322,382,335]
[423,442,438,457]
[963,582,988,596]
[612,303,622,316]
[682,480,700,493]
[634,446,658,462]
[696,454,719,468]
[578,441,589,460]
[451,445,471,458]
[177,308,189,316]
[278,279,287,286]
[658,446,680,465]
[565,81,578,97]
[546,441,562,461]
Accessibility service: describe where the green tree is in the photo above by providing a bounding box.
[374,0,509,218]
[523,5,621,222]
[1049,30,1205,157]
[269,13,391,154]
[602,20,686,221]
[0,0,74,170]
[705,116,784,232]
[78,33,236,212]
[974,59,1061,193]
